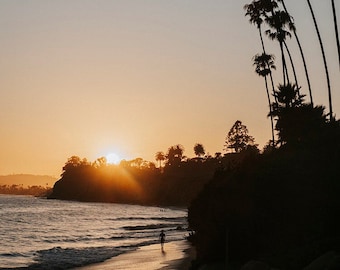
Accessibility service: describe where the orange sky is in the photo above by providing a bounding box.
[0,0,339,177]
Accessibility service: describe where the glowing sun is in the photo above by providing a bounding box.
[106,153,121,164]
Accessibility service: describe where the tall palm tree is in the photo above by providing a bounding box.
[244,1,265,51]
[306,0,333,120]
[270,83,306,147]
[274,83,303,109]
[257,0,278,16]
[331,0,340,68]
[244,0,277,103]
[278,0,314,106]
[244,1,277,53]
[253,53,276,145]
[265,10,293,85]
[155,151,165,168]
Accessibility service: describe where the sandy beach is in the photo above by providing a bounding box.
[74,240,195,270]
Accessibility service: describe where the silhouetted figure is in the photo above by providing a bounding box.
[159,230,165,250]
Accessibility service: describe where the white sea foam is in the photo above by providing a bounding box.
[0,195,187,269]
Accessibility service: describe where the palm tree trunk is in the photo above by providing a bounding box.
[283,41,298,85]
[293,30,314,105]
[264,75,276,146]
[283,41,300,97]
[306,0,333,120]
[259,27,276,143]
[280,0,313,106]
[269,70,278,103]
[259,26,266,54]
[284,51,290,85]
[280,41,288,85]
[332,0,340,69]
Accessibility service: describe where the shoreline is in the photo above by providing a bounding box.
[160,240,196,270]
[73,240,195,270]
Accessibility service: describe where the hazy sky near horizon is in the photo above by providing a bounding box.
[1,0,339,177]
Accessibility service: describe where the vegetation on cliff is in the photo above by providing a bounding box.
[188,115,340,268]
[187,1,340,268]
[48,149,224,206]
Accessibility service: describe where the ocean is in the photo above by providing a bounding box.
[0,194,188,269]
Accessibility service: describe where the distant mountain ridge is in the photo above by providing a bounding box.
[0,174,57,187]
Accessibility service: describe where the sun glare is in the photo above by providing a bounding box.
[106,153,121,164]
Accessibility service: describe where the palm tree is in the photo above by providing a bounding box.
[244,1,266,52]
[265,10,293,85]
[244,0,277,102]
[331,0,340,68]
[306,0,333,120]
[194,143,205,158]
[257,0,278,16]
[155,151,165,168]
[273,83,303,109]
[277,0,314,106]
[166,145,184,166]
[253,53,276,145]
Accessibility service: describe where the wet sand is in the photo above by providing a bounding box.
[74,240,195,270]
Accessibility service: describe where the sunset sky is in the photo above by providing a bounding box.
[1,0,339,177]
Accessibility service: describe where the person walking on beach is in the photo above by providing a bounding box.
[159,230,165,249]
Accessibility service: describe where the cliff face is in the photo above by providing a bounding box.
[188,146,340,269]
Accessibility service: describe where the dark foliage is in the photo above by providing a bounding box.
[48,156,225,207]
[188,110,340,269]
[225,120,257,153]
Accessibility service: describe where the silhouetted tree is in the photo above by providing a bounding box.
[225,121,256,153]
[93,157,107,168]
[62,156,85,174]
[256,0,278,16]
[166,145,184,166]
[194,143,205,158]
[269,83,330,147]
[276,104,327,147]
[155,151,165,168]
[262,139,277,153]
[277,0,314,105]
[214,152,222,159]
[244,1,267,54]
[244,0,277,103]
[273,83,303,109]
[129,158,144,168]
[265,10,293,85]
[246,0,282,88]
[253,52,276,145]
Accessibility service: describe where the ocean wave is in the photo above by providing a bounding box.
[0,235,186,270]
[17,239,171,270]
[121,223,184,231]
[0,196,188,269]
[0,252,28,257]
[22,246,132,270]
[109,216,186,222]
